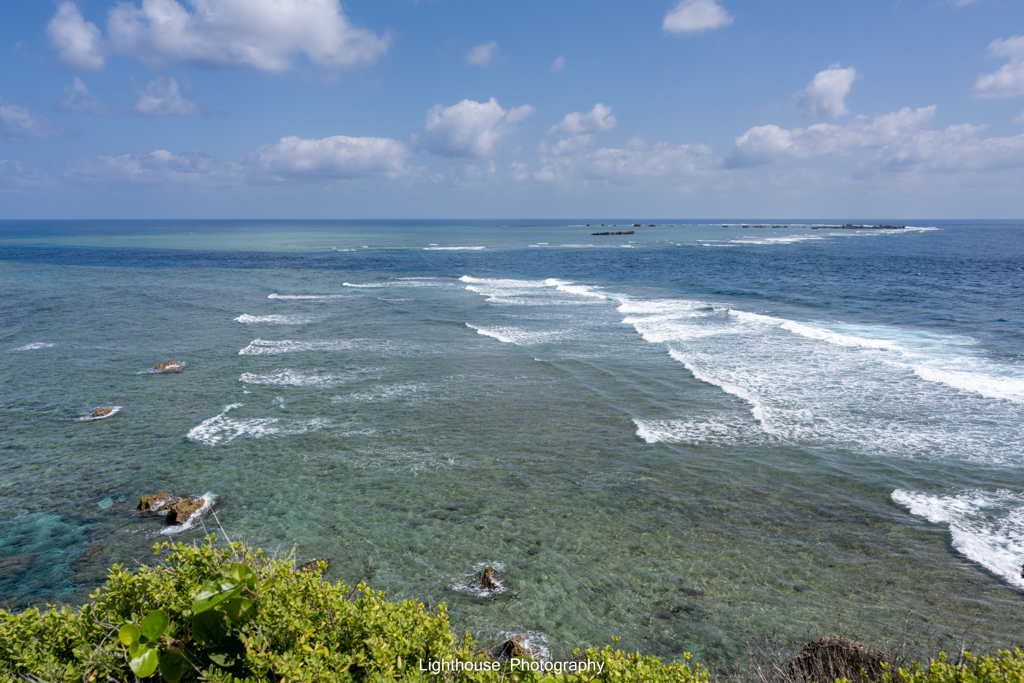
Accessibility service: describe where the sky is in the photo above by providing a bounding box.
[1,0,1023,219]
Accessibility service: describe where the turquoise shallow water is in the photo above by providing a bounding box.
[1,220,1023,666]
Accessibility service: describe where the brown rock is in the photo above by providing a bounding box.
[495,636,534,660]
[137,492,179,512]
[470,566,505,592]
[297,558,331,574]
[91,407,113,418]
[155,361,183,373]
[166,498,204,525]
[788,635,890,683]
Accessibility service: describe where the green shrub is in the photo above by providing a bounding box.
[0,536,709,682]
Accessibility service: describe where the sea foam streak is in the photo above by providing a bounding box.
[892,489,1024,588]
[239,370,369,387]
[13,342,56,351]
[424,246,485,250]
[234,314,315,324]
[238,339,356,355]
[268,293,345,300]
[466,323,566,345]
[186,404,332,445]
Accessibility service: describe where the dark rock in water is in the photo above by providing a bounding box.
[155,361,183,373]
[495,635,534,660]
[138,492,179,512]
[471,566,506,592]
[788,635,890,683]
[297,558,331,574]
[0,554,35,578]
[166,498,204,525]
[632,223,642,227]
[793,584,813,592]
[91,407,113,418]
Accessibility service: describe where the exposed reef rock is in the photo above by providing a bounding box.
[155,361,184,372]
[788,635,890,683]
[91,407,113,418]
[470,566,505,592]
[138,492,178,513]
[811,224,905,230]
[297,558,332,574]
[495,635,534,660]
[591,231,635,236]
[166,498,204,525]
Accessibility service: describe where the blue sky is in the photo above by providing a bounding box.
[1,0,1022,218]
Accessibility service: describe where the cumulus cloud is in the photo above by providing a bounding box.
[533,135,712,185]
[547,103,617,137]
[550,55,567,72]
[974,36,1024,99]
[47,2,105,71]
[729,106,936,167]
[465,41,499,67]
[0,160,48,188]
[0,99,70,141]
[663,0,734,35]
[872,124,1024,173]
[795,65,858,119]
[246,135,410,180]
[421,98,534,158]
[65,149,220,184]
[57,77,122,115]
[134,77,200,116]
[47,0,389,73]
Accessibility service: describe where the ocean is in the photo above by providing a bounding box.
[1,219,1022,665]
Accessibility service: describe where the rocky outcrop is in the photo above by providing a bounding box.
[471,566,505,592]
[591,231,635,236]
[788,635,890,683]
[138,492,178,512]
[166,498,204,525]
[495,636,534,660]
[155,361,183,373]
[91,407,113,418]
[297,558,332,574]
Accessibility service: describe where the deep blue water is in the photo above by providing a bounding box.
[1,219,1022,664]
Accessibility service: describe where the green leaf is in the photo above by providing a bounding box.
[129,644,160,678]
[118,623,141,647]
[192,608,227,646]
[192,576,241,613]
[221,597,256,625]
[159,649,184,683]
[208,638,245,668]
[140,610,169,642]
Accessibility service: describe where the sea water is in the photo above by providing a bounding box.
[1,219,1022,666]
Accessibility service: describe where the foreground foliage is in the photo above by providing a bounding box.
[1,536,1021,682]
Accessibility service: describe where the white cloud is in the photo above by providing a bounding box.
[950,0,981,6]
[550,55,566,72]
[246,135,410,180]
[663,0,734,35]
[465,41,499,67]
[65,149,221,184]
[47,0,389,73]
[58,77,122,115]
[795,65,858,119]
[0,160,48,188]
[0,99,70,141]
[547,104,617,137]
[974,36,1024,99]
[534,134,712,185]
[872,124,1024,173]
[421,98,534,158]
[46,2,105,71]
[134,77,201,116]
[1014,110,1024,124]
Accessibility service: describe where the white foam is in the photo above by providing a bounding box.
[424,246,486,250]
[633,417,757,444]
[238,338,356,355]
[342,282,383,288]
[912,365,1024,404]
[13,342,55,351]
[892,488,1024,588]
[496,630,551,661]
[450,561,508,598]
[268,293,345,300]
[76,406,122,422]
[186,404,333,445]
[239,370,371,387]
[159,493,218,536]
[331,384,430,404]
[234,314,315,324]
[729,310,900,351]
[667,349,769,425]
[466,323,566,345]
[729,235,823,245]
